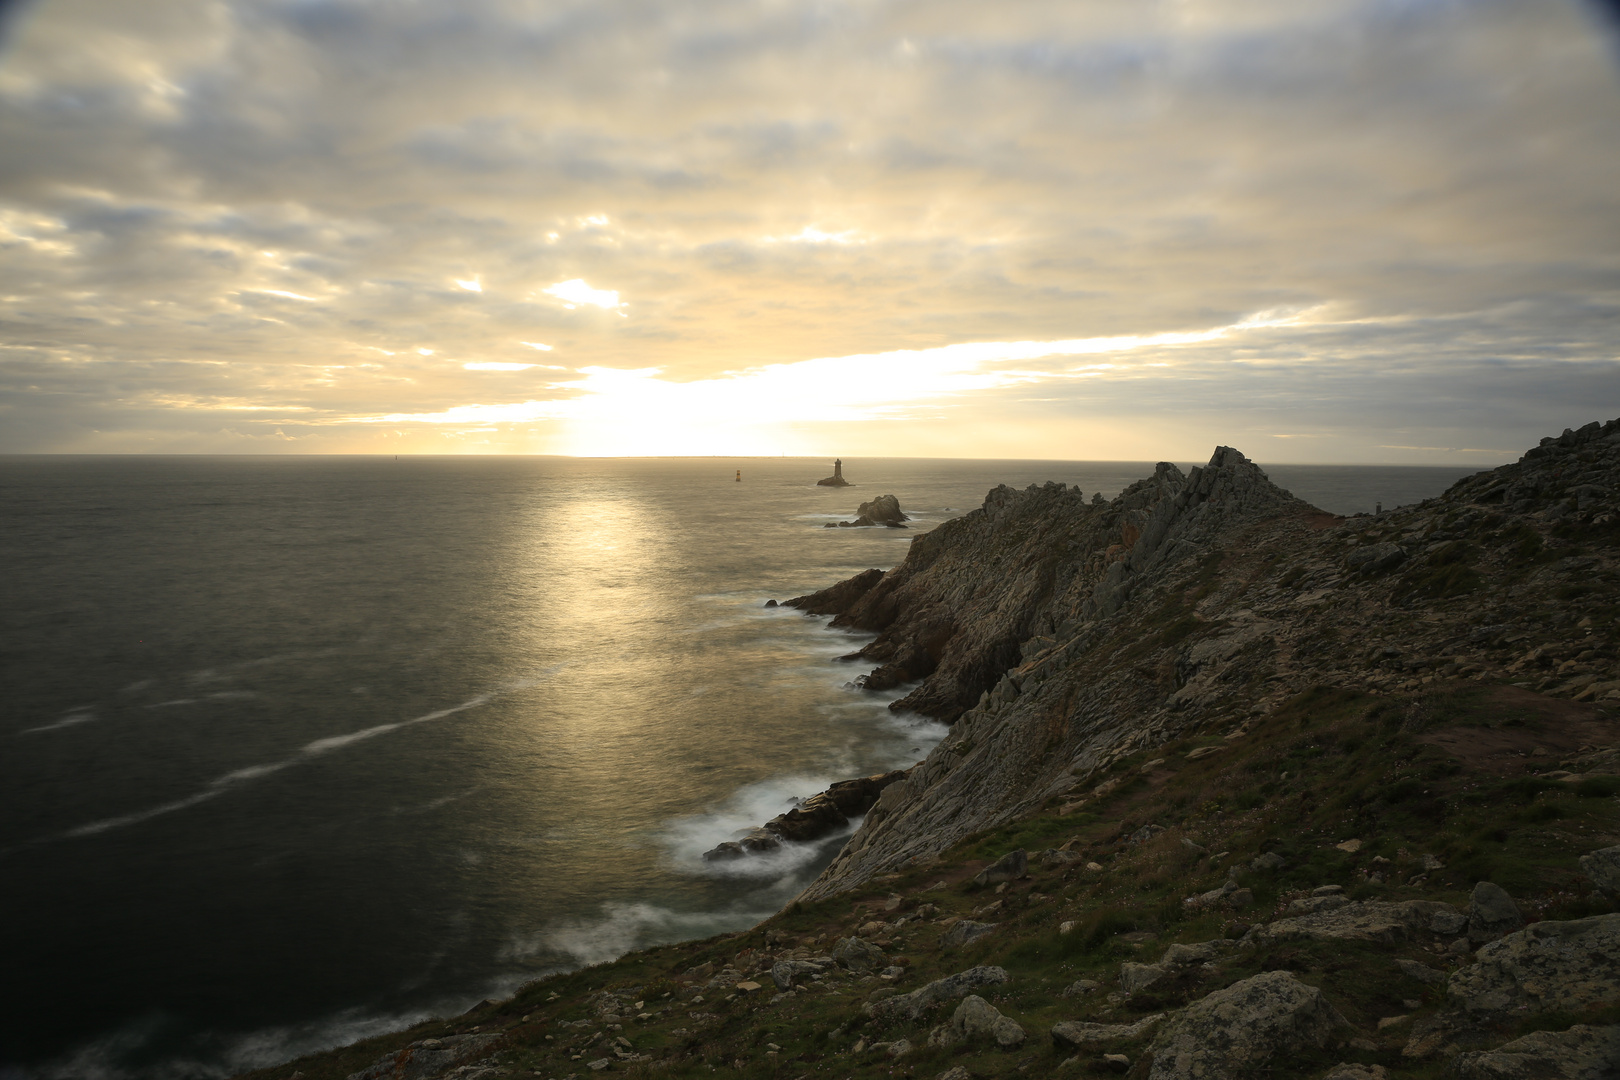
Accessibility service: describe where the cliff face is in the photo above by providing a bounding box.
[798,421,1620,901]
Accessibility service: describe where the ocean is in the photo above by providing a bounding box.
[0,455,1481,1079]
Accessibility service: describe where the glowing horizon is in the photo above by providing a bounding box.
[1,1,1617,463]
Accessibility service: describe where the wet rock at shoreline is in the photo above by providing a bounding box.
[702,770,907,861]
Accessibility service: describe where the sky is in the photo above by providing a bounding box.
[0,0,1617,461]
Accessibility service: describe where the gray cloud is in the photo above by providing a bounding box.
[0,0,1616,457]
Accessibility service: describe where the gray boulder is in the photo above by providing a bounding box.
[1578,844,1620,900]
[346,1034,504,1080]
[770,959,825,990]
[1251,851,1286,871]
[1050,1014,1163,1051]
[831,936,887,973]
[974,848,1028,886]
[864,965,1010,1023]
[1467,881,1524,944]
[1449,913,1620,1016]
[939,920,999,949]
[1320,1067,1388,1080]
[1346,542,1407,574]
[1393,958,1446,986]
[927,995,1024,1048]
[1244,900,1457,946]
[1148,970,1346,1080]
[1287,894,1352,916]
[1119,962,1168,994]
[1452,1023,1620,1079]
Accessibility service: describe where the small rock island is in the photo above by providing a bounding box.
[816,458,851,486]
[825,494,909,528]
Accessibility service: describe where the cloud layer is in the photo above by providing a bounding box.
[1,0,1617,460]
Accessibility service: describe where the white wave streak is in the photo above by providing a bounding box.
[21,710,96,735]
[528,902,774,969]
[60,695,496,840]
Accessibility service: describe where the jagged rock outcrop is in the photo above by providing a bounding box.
[825,493,909,528]
[703,771,905,861]
[796,419,1620,901]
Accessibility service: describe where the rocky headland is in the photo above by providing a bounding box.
[243,419,1620,1080]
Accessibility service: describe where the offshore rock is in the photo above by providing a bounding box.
[1147,971,1346,1080]
[826,494,910,528]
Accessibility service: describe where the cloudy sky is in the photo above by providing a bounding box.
[1,0,1617,460]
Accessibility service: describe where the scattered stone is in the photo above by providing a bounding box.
[1119,962,1168,994]
[1394,958,1446,986]
[1061,978,1101,997]
[1449,913,1620,1016]
[935,1068,972,1080]
[1579,845,1620,901]
[1287,894,1352,915]
[1335,839,1363,853]
[1050,1014,1163,1051]
[1128,824,1167,844]
[1312,885,1345,896]
[974,848,1028,886]
[1059,920,1077,935]
[831,936,887,973]
[1244,899,1457,946]
[864,965,1010,1023]
[1251,852,1286,871]
[346,1033,504,1080]
[1320,1066,1389,1080]
[1103,1053,1131,1072]
[1452,1024,1620,1080]
[769,959,825,990]
[928,994,1025,1048]
[939,920,999,949]
[1148,970,1346,1080]
[1159,940,1222,966]
[1430,908,1467,935]
[1467,881,1525,944]
[1085,861,1105,872]
[1182,837,1209,856]
[1420,854,1445,872]
[885,1038,912,1057]
[1376,1014,1410,1031]
[1185,746,1225,761]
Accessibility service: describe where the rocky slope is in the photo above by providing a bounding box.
[794,421,1620,902]
[241,419,1620,1080]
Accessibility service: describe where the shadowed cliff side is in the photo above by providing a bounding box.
[797,425,1620,902]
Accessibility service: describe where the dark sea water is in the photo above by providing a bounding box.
[0,455,1481,1079]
